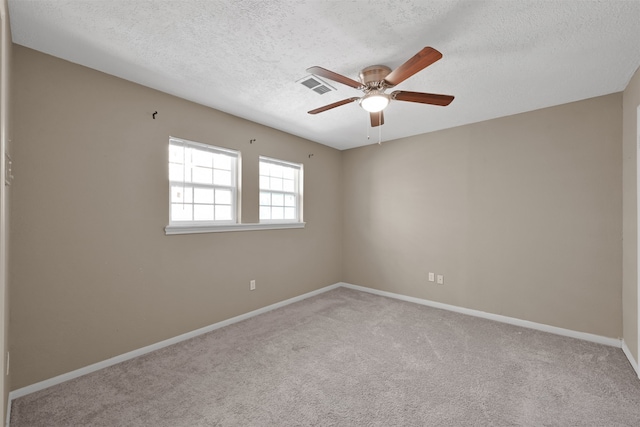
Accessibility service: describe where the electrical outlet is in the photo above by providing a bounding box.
[428,272,435,282]
[436,275,444,285]
[250,280,256,291]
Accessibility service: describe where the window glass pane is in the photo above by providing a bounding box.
[215,189,232,205]
[213,154,232,170]
[272,207,284,220]
[283,179,294,192]
[191,149,213,167]
[259,162,270,176]
[171,186,193,203]
[260,206,271,220]
[213,169,231,186]
[259,176,270,190]
[215,205,232,221]
[171,204,192,221]
[192,166,213,184]
[171,185,193,203]
[194,187,214,204]
[169,164,184,182]
[171,186,184,203]
[259,191,271,206]
[169,145,184,163]
[284,207,296,219]
[270,177,283,191]
[283,167,294,180]
[284,194,296,207]
[272,193,284,206]
[271,164,283,178]
[194,204,214,221]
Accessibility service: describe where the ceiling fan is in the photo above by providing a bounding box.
[306,47,454,127]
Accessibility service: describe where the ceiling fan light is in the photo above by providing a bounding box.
[360,91,390,113]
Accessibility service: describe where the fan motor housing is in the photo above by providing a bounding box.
[359,65,391,86]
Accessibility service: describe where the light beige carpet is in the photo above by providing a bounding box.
[10,287,640,426]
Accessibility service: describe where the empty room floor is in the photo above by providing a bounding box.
[10,287,640,426]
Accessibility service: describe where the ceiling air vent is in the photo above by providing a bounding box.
[313,85,332,95]
[297,75,336,95]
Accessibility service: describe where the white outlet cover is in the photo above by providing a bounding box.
[428,272,435,282]
[437,275,444,285]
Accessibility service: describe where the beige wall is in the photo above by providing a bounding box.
[623,66,640,364]
[8,43,631,392]
[343,93,623,338]
[9,46,343,389]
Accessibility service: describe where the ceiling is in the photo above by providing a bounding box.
[7,0,640,150]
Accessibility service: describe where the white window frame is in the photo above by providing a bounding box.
[259,156,304,224]
[166,137,240,231]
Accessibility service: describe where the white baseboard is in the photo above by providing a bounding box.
[339,282,622,348]
[7,282,341,405]
[622,339,640,378]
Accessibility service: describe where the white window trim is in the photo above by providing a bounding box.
[165,140,306,235]
[168,136,242,227]
[165,221,305,235]
[259,156,304,224]
[168,136,240,228]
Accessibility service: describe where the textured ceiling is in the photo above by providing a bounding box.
[8,0,640,150]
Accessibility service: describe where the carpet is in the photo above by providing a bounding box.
[10,287,640,426]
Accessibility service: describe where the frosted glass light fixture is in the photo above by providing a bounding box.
[360,90,389,113]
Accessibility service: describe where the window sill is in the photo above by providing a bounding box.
[165,222,306,235]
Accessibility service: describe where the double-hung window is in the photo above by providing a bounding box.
[168,137,239,226]
[259,156,303,223]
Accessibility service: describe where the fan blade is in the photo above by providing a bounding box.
[307,66,362,89]
[370,111,384,127]
[383,47,443,87]
[391,91,454,106]
[308,97,360,114]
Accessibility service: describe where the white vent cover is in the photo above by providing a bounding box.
[297,75,336,95]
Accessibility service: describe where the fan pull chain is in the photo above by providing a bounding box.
[378,119,382,144]
[366,115,370,140]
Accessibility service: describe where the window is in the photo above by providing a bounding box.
[168,137,239,225]
[259,156,303,223]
